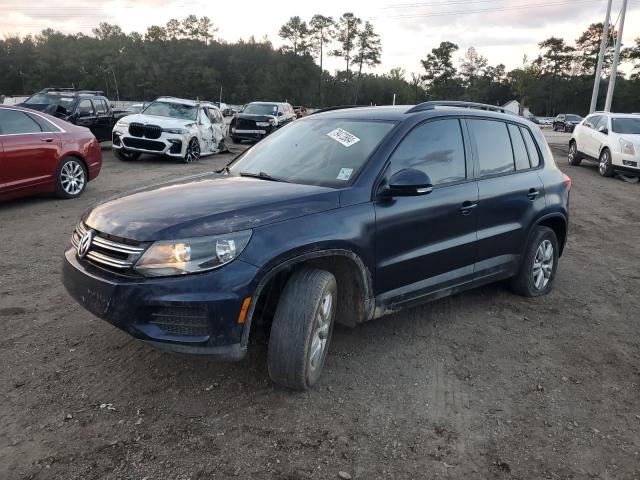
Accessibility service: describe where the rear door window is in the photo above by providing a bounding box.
[468,119,514,177]
[94,99,108,115]
[520,127,541,168]
[389,119,466,186]
[78,99,94,117]
[0,109,43,134]
[508,124,530,171]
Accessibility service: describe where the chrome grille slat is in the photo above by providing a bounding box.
[72,223,145,271]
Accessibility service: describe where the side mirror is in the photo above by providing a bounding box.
[278,111,283,117]
[382,169,433,197]
[598,125,608,135]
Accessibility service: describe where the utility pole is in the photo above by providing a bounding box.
[605,0,627,112]
[589,0,613,113]
[219,85,222,105]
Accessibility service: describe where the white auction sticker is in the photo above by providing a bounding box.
[326,128,361,147]
[336,168,354,181]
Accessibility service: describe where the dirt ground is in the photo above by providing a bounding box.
[1,133,639,480]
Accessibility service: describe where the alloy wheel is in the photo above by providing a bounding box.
[60,160,85,196]
[308,292,333,373]
[532,239,554,290]
[185,138,200,162]
[599,151,610,175]
[568,143,576,162]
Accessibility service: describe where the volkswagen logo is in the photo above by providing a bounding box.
[77,230,94,258]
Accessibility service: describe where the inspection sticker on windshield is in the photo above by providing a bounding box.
[336,168,354,181]
[326,128,360,147]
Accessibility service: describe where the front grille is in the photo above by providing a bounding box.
[72,223,146,272]
[149,306,209,337]
[236,118,257,129]
[128,123,162,139]
[123,137,165,151]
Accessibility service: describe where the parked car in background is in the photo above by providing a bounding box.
[294,106,308,118]
[569,112,640,177]
[19,88,126,142]
[553,114,582,132]
[112,97,227,163]
[124,103,145,114]
[63,101,569,390]
[229,101,296,143]
[0,105,101,201]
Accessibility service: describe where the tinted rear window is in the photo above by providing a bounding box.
[468,119,514,177]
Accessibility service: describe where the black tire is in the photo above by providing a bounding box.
[563,124,569,133]
[568,141,582,166]
[55,157,87,199]
[268,268,337,390]
[598,148,614,177]
[231,136,242,144]
[509,226,559,297]
[183,137,200,163]
[114,148,141,162]
[553,124,558,132]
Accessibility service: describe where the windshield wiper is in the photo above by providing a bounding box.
[239,171,289,183]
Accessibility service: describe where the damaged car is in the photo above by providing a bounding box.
[63,101,570,390]
[229,101,296,143]
[112,97,227,163]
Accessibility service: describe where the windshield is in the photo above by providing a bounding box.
[24,93,75,108]
[142,101,197,120]
[243,103,278,116]
[566,115,582,122]
[228,118,396,188]
[612,117,640,134]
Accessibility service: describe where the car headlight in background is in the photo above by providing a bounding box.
[255,121,270,127]
[135,230,252,277]
[163,127,188,134]
[620,138,636,156]
[115,120,129,128]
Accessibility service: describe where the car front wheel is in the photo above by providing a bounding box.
[568,141,582,166]
[183,138,200,163]
[268,268,337,390]
[510,226,559,297]
[56,157,87,199]
[598,148,614,177]
[114,149,141,162]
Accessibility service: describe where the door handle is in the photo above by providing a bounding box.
[460,201,478,215]
[41,138,54,142]
[527,188,539,200]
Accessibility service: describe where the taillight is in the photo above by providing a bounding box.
[562,173,572,190]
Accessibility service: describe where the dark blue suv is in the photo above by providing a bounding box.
[63,101,571,390]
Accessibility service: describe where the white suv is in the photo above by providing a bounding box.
[569,112,640,177]
[112,97,227,163]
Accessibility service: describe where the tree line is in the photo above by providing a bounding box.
[1,13,640,115]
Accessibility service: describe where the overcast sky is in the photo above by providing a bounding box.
[1,0,639,75]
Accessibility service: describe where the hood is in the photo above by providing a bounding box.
[122,113,196,128]
[236,113,277,123]
[83,173,340,241]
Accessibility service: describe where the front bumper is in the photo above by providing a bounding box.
[612,150,640,173]
[112,129,189,158]
[62,248,260,358]
[230,126,274,140]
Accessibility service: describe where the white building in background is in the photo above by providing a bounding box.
[502,100,534,118]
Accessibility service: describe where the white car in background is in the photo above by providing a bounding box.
[112,97,227,163]
[568,112,640,178]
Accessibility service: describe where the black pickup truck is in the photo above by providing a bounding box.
[19,88,127,142]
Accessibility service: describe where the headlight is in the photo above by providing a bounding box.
[115,120,129,128]
[163,127,188,134]
[620,138,636,156]
[135,230,252,277]
[255,122,270,127]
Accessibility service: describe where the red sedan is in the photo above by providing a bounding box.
[0,105,102,201]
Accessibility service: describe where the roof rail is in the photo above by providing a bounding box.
[76,90,105,95]
[310,105,370,115]
[406,101,516,115]
[39,87,77,93]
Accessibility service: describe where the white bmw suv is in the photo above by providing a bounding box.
[569,112,640,178]
[112,97,227,163]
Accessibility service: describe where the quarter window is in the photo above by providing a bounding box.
[508,124,530,171]
[29,113,59,132]
[520,127,541,168]
[468,119,514,177]
[94,99,108,115]
[389,119,466,186]
[0,109,42,134]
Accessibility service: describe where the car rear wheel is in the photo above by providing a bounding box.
[231,136,242,144]
[183,138,200,163]
[55,157,87,199]
[114,149,141,162]
[509,226,559,297]
[568,141,582,166]
[267,268,337,390]
[598,148,614,177]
